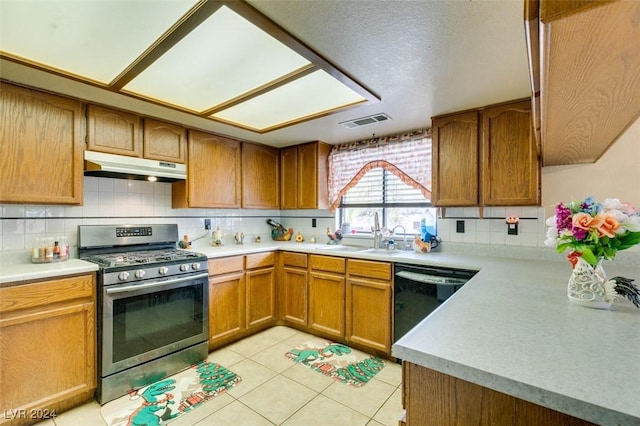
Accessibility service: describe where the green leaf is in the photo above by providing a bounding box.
[617,232,640,251]
[581,249,598,267]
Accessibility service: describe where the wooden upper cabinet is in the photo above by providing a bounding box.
[143,118,187,164]
[432,99,539,207]
[482,100,539,205]
[172,130,241,208]
[242,142,280,209]
[431,111,479,207]
[280,141,331,209]
[280,145,298,209]
[525,0,640,165]
[87,105,142,157]
[0,83,84,205]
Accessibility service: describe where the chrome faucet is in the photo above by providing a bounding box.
[390,225,408,250]
[373,212,382,249]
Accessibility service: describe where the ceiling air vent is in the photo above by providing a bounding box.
[340,113,392,129]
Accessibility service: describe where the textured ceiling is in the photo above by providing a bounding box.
[0,0,531,148]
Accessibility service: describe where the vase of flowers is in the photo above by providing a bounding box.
[545,197,640,309]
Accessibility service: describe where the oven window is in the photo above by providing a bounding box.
[111,284,204,363]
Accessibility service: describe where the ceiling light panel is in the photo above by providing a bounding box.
[211,69,366,131]
[0,0,198,84]
[122,6,311,112]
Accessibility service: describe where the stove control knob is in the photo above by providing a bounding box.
[118,271,130,281]
[158,266,169,275]
[192,262,201,271]
[135,270,146,279]
[180,264,189,272]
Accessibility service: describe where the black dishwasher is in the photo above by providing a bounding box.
[394,263,477,342]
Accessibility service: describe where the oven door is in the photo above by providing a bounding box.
[101,271,209,377]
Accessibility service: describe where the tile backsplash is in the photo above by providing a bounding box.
[0,176,334,254]
[2,177,637,261]
[436,206,547,248]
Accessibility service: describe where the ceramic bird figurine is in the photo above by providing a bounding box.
[178,234,191,249]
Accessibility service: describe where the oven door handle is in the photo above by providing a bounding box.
[105,272,209,294]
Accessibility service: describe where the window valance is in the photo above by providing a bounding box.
[327,129,432,212]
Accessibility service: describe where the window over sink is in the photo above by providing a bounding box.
[337,167,437,238]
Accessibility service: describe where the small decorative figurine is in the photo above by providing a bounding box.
[212,227,224,246]
[178,234,191,249]
[234,232,245,245]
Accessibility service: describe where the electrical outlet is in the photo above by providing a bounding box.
[204,219,211,230]
[456,220,465,233]
[312,218,317,228]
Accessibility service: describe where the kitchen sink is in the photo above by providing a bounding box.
[315,245,363,252]
[357,248,406,255]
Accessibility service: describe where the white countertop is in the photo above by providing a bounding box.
[2,241,639,424]
[392,255,640,425]
[0,251,98,284]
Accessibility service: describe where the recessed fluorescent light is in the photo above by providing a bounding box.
[0,1,379,133]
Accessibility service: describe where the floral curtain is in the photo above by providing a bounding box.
[327,129,432,212]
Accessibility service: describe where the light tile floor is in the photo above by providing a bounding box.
[36,326,403,426]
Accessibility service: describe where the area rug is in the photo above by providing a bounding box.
[285,338,385,387]
[100,361,241,426]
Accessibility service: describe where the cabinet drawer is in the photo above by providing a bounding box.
[309,255,345,274]
[348,259,392,281]
[246,252,275,269]
[281,251,307,268]
[209,256,244,275]
[0,274,95,314]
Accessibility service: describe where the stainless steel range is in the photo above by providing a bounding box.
[78,224,209,404]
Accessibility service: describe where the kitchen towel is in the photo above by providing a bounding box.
[100,361,241,426]
[285,338,385,387]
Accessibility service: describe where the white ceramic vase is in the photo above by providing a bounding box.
[567,257,614,309]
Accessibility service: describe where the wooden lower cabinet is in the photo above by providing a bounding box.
[245,252,276,331]
[0,274,96,426]
[308,255,346,339]
[346,259,392,354]
[209,251,392,356]
[403,362,595,426]
[208,253,276,349]
[209,271,245,343]
[279,252,308,327]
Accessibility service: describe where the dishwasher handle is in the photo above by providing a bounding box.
[395,270,469,286]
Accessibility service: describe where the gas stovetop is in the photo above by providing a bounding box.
[82,248,206,268]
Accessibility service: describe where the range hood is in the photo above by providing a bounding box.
[84,151,186,182]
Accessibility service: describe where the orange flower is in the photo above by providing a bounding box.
[572,212,603,231]
[597,213,620,238]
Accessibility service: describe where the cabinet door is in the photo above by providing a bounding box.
[209,272,245,343]
[87,105,142,157]
[281,266,308,326]
[346,277,391,353]
[143,118,186,163]
[246,267,276,330]
[298,142,331,209]
[0,83,84,204]
[280,145,298,209]
[0,274,95,417]
[482,100,539,205]
[431,111,479,206]
[242,143,280,209]
[308,271,345,339]
[174,131,241,208]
